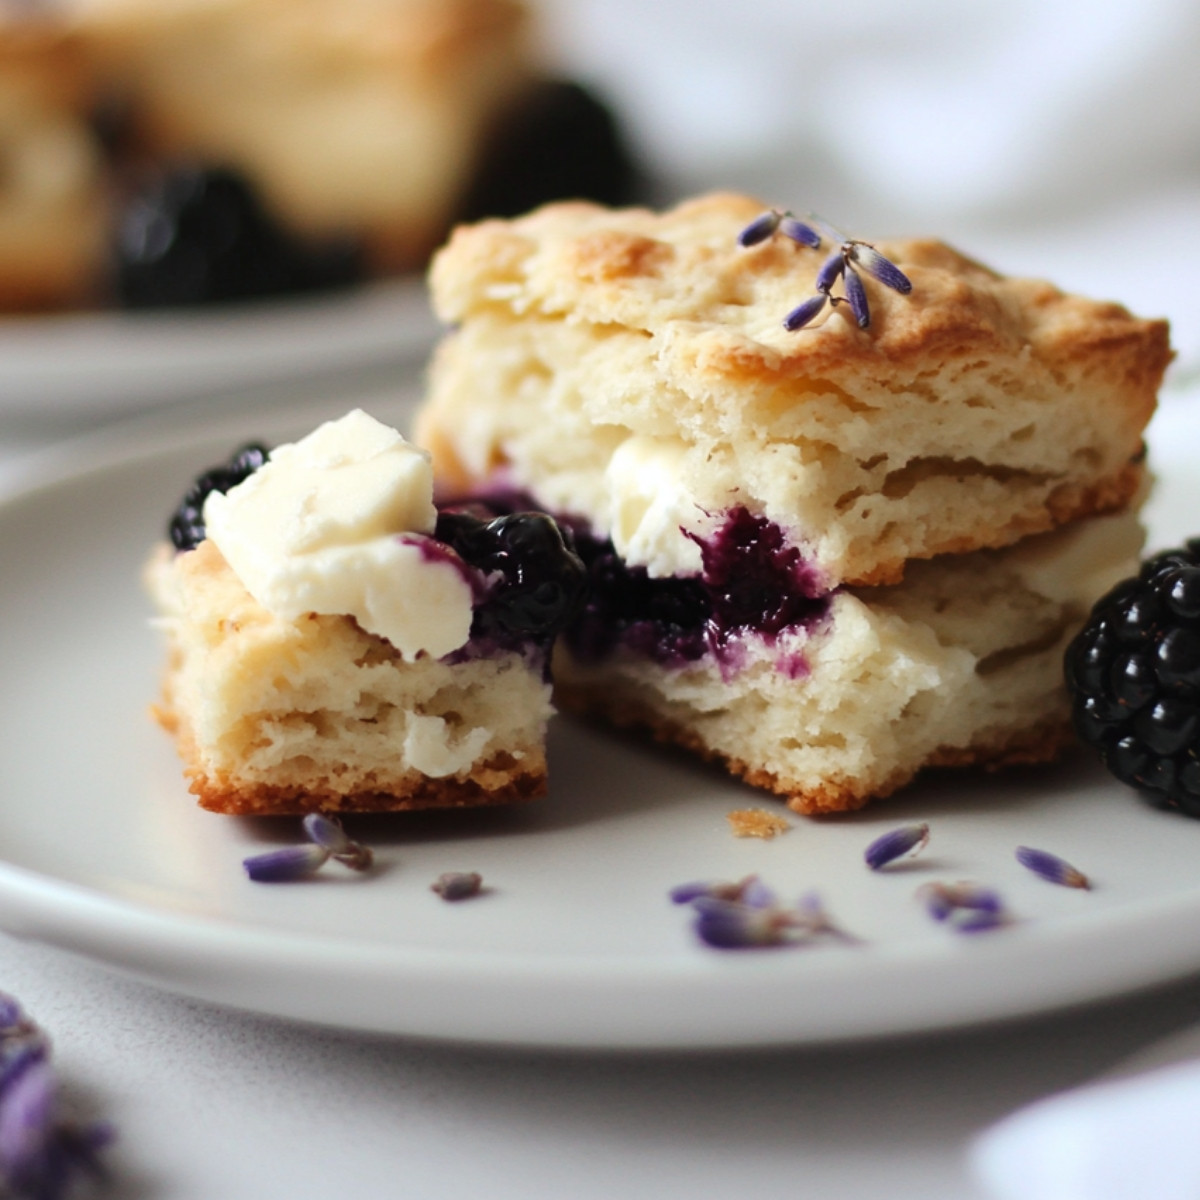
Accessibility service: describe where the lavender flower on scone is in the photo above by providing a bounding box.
[1015,846,1090,889]
[243,813,374,882]
[0,993,113,1199]
[864,822,930,870]
[738,207,912,331]
[670,876,859,949]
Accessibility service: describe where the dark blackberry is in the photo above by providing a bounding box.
[457,79,645,223]
[112,165,362,308]
[1065,540,1200,816]
[169,442,269,551]
[435,509,587,642]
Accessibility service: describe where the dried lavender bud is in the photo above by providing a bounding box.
[954,908,1011,934]
[849,243,912,293]
[815,249,846,294]
[779,216,822,248]
[864,822,930,870]
[691,897,797,949]
[0,994,113,1199]
[843,267,870,328]
[1015,846,1090,889]
[917,881,1004,921]
[431,872,484,901]
[302,814,373,872]
[669,876,774,907]
[783,293,827,331]
[737,210,782,247]
[243,844,331,883]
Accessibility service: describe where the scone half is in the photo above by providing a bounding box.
[553,510,1143,814]
[147,540,551,815]
[419,192,1169,589]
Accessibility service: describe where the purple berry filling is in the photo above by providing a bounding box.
[567,507,831,668]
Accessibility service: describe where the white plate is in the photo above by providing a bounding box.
[0,279,438,420]
[2,386,1200,1051]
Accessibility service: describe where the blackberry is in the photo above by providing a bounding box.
[1065,539,1200,816]
[113,165,362,308]
[457,79,644,223]
[435,509,587,642]
[169,442,269,551]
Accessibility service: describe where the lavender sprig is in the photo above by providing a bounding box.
[738,206,912,331]
[243,814,374,882]
[0,994,113,1199]
[864,822,930,870]
[1015,846,1090,890]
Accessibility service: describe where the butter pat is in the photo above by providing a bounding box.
[204,410,474,660]
[605,434,710,578]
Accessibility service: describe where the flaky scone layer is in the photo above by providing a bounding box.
[146,540,551,815]
[553,508,1143,814]
[419,192,1168,587]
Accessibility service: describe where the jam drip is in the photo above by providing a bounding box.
[569,507,830,667]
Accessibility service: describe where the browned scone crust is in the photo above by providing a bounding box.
[422,192,1170,587]
[556,682,1070,815]
[147,539,552,816]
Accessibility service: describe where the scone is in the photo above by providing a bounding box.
[0,0,639,310]
[146,410,585,815]
[415,192,1171,813]
[70,0,535,272]
[0,22,106,309]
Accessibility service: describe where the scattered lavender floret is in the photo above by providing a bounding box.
[0,994,113,1200]
[432,872,484,901]
[303,813,374,872]
[671,878,859,950]
[243,813,373,882]
[864,822,930,870]
[917,882,1010,933]
[243,844,330,883]
[1015,846,1090,889]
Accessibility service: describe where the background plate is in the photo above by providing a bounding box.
[0,383,1198,1050]
[0,279,437,420]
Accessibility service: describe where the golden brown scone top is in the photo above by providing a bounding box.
[430,191,1172,400]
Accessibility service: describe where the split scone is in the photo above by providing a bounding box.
[415,192,1172,813]
[146,410,585,815]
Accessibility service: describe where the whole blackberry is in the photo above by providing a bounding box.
[435,509,587,641]
[113,165,362,308]
[169,442,269,551]
[457,79,644,223]
[1065,540,1200,816]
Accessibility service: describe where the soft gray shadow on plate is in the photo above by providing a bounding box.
[236,712,735,849]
